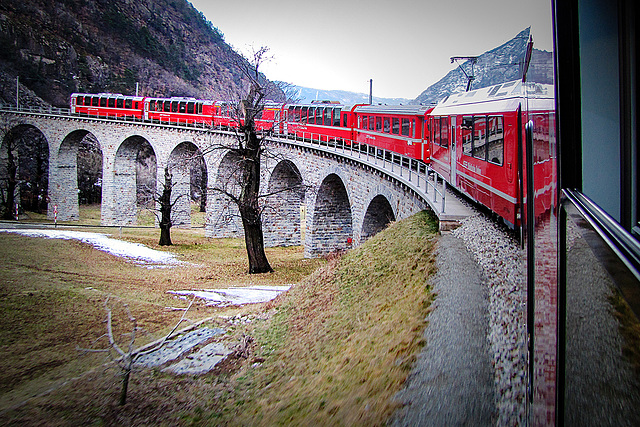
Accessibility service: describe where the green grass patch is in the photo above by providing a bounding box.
[214,210,438,425]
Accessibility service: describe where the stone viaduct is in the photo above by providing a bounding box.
[0,109,465,257]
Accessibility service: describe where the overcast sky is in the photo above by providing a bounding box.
[189,0,554,99]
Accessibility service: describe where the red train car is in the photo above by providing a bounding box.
[352,105,432,162]
[145,97,216,125]
[427,80,554,226]
[283,102,358,143]
[71,93,145,119]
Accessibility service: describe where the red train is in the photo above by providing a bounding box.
[70,81,554,228]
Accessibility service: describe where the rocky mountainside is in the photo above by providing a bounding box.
[0,0,281,108]
[412,28,554,106]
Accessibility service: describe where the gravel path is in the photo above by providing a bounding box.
[392,232,495,425]
[393,210,528,426]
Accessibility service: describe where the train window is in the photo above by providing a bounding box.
[401,118,411,137]
[433,117,440,146]
[301,107,308,123]
[342,113,348,127]
[99,97,107,107]
[376,117,382,132]
[84,96,91,105]
[325,108,332,126]
[126,99,133,109]
[362,115,368,130]
[368,116,374,131]
[108,98,115,108]
[76,95,83,105]
[187,102,194,114]
[171,102,178,113]
[164,101,171,112]
[334,108,342,126]
[384,117,391,133]
[473,116,487,161]
[197,102,203,114]
[116,99,123,108]
[316,108,324,125]
[392,118,400,134]
[487,116,504,165]
[532,114,550,163]
[179,102,186,113]
[462,116,473,156]
[440,117,449,148]
[92,96,99,106]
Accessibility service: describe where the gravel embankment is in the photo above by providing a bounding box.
[393,210,527,426]
[453,213,527,425]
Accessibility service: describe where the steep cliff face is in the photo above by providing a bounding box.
[0,0,275,107]
[412,28,554,106]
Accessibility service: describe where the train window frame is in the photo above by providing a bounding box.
[487,115,504,166]
[440,117,449,148]
[376,117,382,132]
[473,115,488,161]
[392,117,400,134]
[462,116,473,156]
[325,108,332,126]
[401,118,410,137]
[333,108,342,126]
[384,117,391,133]
[362,115,368,130]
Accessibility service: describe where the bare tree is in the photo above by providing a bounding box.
[142,166,187,246]
[79,296,195,406]
[208,47,291,274]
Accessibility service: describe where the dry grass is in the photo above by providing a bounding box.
[207,210,439,426]
[0,209,438,426]
[0,213,323,423]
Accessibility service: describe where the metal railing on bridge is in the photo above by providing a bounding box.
[268,130,447,215]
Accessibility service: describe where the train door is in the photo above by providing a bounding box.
[450,116,457,185]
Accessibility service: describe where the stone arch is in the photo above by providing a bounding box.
[264,159,305,247]
[167,141,207,228]
[361,194,396,243]
[56,130,103,221]
[0,124,49,219]
[309,173,353,257]
[208,150,244,237]
[111,135,157,225]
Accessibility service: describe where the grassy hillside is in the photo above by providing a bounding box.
[0,210,438,425]
[208,210,438,425]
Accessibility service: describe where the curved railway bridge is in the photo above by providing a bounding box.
[0,106,473,256]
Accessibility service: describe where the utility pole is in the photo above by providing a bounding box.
[369,79,373,104]
[450,56,479,91]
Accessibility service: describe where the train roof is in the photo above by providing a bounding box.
[72,92,144,100]
[353,104,432,116]
[429,81,554,115]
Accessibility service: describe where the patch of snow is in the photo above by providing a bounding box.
[0,228,183,267]
[170,285,292,306]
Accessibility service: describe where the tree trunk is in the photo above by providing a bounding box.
[238,124,272,274]
[3,144,17,220]
[159,167,172,246]
[119,366,131,406]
